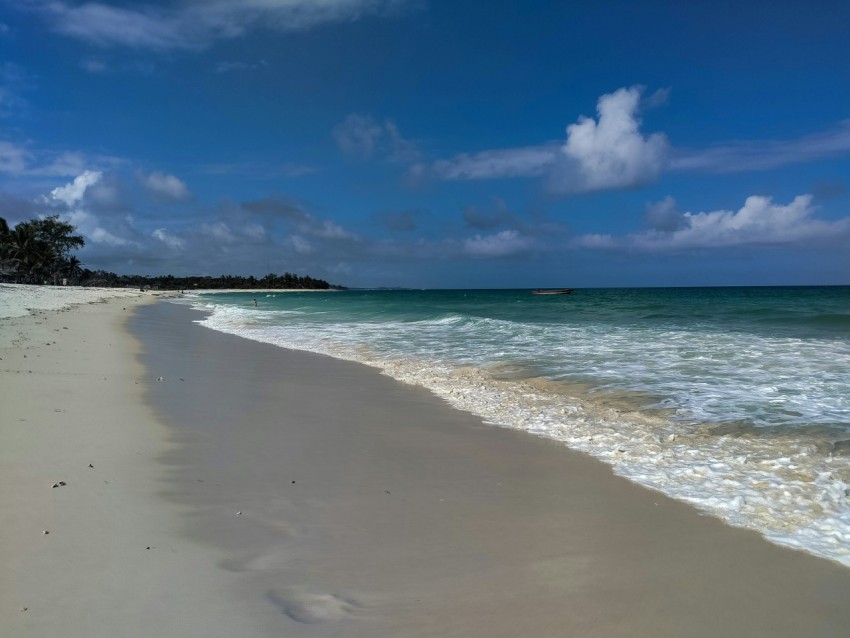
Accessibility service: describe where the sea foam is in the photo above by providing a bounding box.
[186,292,850,566]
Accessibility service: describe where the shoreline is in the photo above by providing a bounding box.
[3,290,850,636]
[137,301,850,637]
[191,287,850,566]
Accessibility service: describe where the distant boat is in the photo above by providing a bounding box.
[531,288,574,295]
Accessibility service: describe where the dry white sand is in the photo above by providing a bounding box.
[0,283,151,320]
[0,286,265,637]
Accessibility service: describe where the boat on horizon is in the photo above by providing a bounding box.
[531,288,574,295]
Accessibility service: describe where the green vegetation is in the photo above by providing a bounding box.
[0,216,337,290]
[0,215,84,284]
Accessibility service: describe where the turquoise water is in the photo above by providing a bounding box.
[183,286,850,565]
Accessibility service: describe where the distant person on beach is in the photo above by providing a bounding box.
[253,299,257,307]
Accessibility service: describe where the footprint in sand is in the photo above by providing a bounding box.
[266,589,361,624]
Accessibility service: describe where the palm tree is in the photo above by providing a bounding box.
[5,224,56,283]
[1,216,85,283]
[0,217,10,260]
[0,217,14,279]
[62,255,83,284]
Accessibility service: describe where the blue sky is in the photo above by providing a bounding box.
[1,0,848,288]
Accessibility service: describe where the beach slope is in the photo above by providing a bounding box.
[3,288,850,637]
[0,288,266,637]
[134,301,850,638]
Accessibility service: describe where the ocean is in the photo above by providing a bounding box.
[180,286,850,565]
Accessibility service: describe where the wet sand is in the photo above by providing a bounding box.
[3,292,850,637]
[132,301,850,637]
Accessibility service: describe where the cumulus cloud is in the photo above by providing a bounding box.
[463,230,534,258]
[143,171,191,202]
[429,86,669,194]
[644,195,687,232]
[427,88,850,193]
[28,0,412,51]
[64,207,137,247]
[553,86,670,193]
[333,114,419,162]
[50,170,103,206]
[575,194,850,252]
[89,225,134,246]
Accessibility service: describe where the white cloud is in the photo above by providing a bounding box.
[290,235,314,254]
[645,195,687,232]
[333,114,383,158]
[333,113,419,162]
[243,223,266,240]
[427,89,850,193]
[50,170,103,206]
[671,120,850,173]
[0,140,31,174]
[428,86,669,193]
[312,219,357,240]
[152,228,185,250]
[65,208,136,247]
[41,2,185,50]
[432,145,558,180]
[32,0,411,51]
[554,86,670,193]
[144,171,191,202]
[0,141,121,178]
[36,152,90,177]
[463,230,533,258]
[90,226,133,246]
[201,221,237,243]
[576,194,850,252]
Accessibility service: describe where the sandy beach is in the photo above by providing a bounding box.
[3,285,850,637]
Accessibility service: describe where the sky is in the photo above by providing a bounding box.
[0,0,848,288]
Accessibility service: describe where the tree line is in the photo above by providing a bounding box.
[0,216,337,290]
